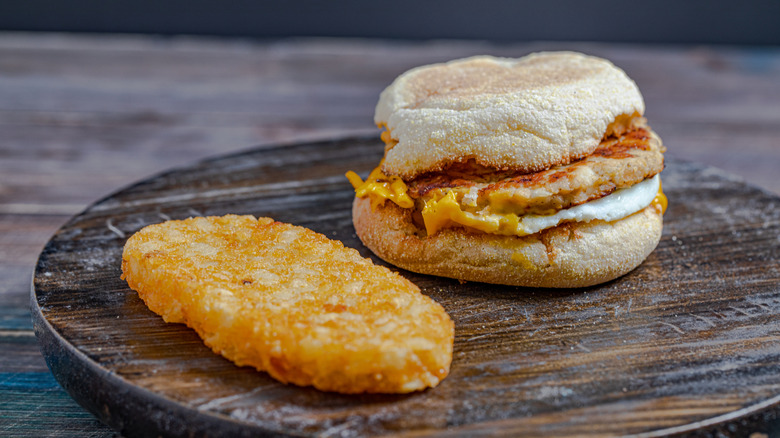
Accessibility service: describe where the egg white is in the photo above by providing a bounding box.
[518,174,660,235]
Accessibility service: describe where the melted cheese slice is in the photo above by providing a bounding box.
[346,167,413,210]
[347,168,665,237]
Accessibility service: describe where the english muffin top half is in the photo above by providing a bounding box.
[375,52,645,180]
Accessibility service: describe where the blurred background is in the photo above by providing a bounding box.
[1,0,779,45]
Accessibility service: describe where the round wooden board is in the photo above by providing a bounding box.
[33,136,780,437]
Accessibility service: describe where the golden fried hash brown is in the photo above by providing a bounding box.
[121,215,453,393]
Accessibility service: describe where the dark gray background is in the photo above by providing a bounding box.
[1,0,779,45]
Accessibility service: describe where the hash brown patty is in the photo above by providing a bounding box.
[121,215,454,394]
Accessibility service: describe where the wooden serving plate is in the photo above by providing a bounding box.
[32,136,780,437]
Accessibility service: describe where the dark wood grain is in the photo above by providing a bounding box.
[32,136,780,437]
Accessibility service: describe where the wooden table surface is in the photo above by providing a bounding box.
[2,32,779,437]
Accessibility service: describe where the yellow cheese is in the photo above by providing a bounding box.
[348,165,666,237]
[652,181,668,214]
[421,191,522,236]
[345,166,414,210]
[380,130,394,145]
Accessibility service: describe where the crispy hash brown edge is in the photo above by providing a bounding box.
[353,198,663,288]
[121,215,454,394]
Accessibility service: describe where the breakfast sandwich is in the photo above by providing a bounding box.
[121,215,454,393]
[347,52,667,288]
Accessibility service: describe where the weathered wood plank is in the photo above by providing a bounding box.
[0,372,114,437]
[2,33,780,436]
